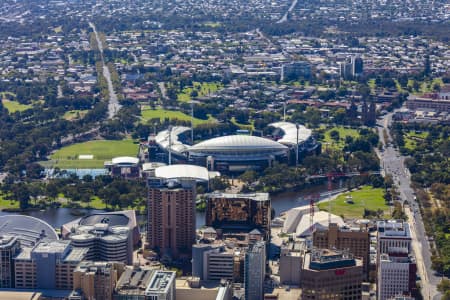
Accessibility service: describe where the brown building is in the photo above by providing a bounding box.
[301,249,364,300]
[72,261,125,300]
[14,241,88,290]
[206,193,270,239]
[313,223,370,277]
[406,95,450,112]
[279,240,307,286]
[147,178,196,259]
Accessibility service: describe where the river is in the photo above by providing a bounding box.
[0,181,340,230]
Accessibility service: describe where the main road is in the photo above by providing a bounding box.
[89,22,121,119]
[377,113,441,299]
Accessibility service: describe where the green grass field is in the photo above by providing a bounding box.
[47,140,139,169]
[177,82,223,102]
[141,108,215,126]
[230,117,255,131]
[63,110,89,120]
[0,192,19,210]
[403,131,428,150]
[320,126,360,150]
[2,99,33,113]
[318,186,389,219]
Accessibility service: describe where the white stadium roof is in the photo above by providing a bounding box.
[295,211,344,237]
[188,135,288,152]
[111,156,139,165]
[154,164,211,182]
[269,121,312,146]
[155,126,191,153]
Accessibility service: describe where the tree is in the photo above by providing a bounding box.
[329,130,340,142]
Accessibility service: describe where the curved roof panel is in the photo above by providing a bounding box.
[0,215,58,246]
[155,164,210,182]
[155,126,191,154]
[111,156,139,165]
[188,135,288,152]
[269,121,312,146]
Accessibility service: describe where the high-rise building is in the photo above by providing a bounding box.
[281,61,311,81]
[377,220,411,256]
[279,240,307,285]
[0,235,21,288]
[244,241,266,300]
[144,271,176,300]
[147,178,196,259]
[14,240,88,289]
[313,223,370,277]
[377,251,417,300]
[300,249,364,300]
[72,261,125,300]
[206,193,271,239]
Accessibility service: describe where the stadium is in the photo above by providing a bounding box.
[148,121,319,172]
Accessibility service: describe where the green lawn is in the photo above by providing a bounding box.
[2,99,33,113]
[141,108,216,126]
[177,82,223,103]
[230,117,255,131]
[320,126,360,150]
[47,140,139,169]
[0,192,19,210]
[403,131,428,150]
[63,110,89,120]
[318,186,389,219]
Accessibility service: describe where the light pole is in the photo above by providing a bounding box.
[296,123,299,168]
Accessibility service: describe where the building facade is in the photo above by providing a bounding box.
[0,235,21,288]
[244,241,266,300]
[206,193,271,239]
[73,261,125,300]
[377,252,417,300]
[313,223,370,277]
[147,178,196,258]
[300,249,364,300]
[377,220,411,257]
[14,241,87,290]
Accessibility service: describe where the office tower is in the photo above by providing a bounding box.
[377,220,411,256]
[14,240,88,289]
[281,61,311,81]
[0,235,21,288]
[313,223,370,277]
[66,224,133,265]
[279,240,307,285]
[377,250,417,300]
[206,193,271,239]
[300,249,364,300]
[73,261,125,300]
[244,241,266,300]
[147,178,196,259]
[144,271,176,300]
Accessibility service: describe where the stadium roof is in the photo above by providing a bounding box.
[295,211,344,237]
[188,135,288,152]
[269,121,312,146]
[0,215,58,246]
[154,164,211,182]
[155,126,191,153]
[111,156,139,165]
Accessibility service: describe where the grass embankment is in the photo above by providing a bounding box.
[63,110,89,120]
[318,186,389,219]
[141,108,216,126]
[320,126,360,150]
[45,139,139,169]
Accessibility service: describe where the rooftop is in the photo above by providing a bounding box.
[0,215,58,247]
[154,164,211,182]
[188,135,288,152]
[145,271,176,295]
[208,192,270,202]
[269,121,312,146]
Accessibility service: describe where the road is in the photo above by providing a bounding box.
[277,0,298,23]
[377,113,441,299]
[88,22,121,119]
